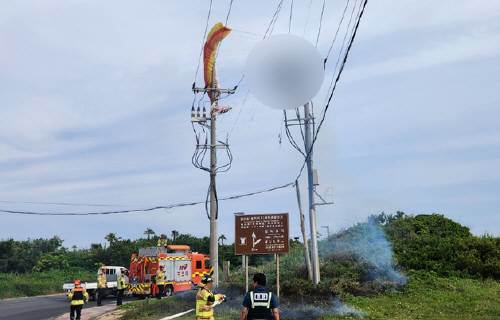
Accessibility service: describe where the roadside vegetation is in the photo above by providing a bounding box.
[0,230,237,299]
[0,269,94,299]
[333,271,500,320]
[1,212,499,320]
[119,272,499,320]
[121,213,499,319]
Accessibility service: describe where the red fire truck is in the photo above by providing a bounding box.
[128,245,212,297]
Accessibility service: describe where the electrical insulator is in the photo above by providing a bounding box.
[202,106,207,120]
[191,105,195,120]
[196,106,201,118]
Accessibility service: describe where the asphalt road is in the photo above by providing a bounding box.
[0,294,127,320]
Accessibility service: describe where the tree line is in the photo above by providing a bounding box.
[0,230,238,274]
[0,214,498,280]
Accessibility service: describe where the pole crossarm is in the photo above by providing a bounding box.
[314,190,334,206]
[191,82,238,288]
[192,86,237,94]
[195,144,230,150]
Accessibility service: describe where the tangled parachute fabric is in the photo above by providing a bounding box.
[203,22,231,103]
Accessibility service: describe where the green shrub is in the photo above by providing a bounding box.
[381,212,500,279]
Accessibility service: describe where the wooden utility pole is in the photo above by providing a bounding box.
[295,180,313,281]
[223,261,230,282]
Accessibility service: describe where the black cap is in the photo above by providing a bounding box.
[201,274,214,284]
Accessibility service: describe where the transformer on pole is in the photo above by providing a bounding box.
[191,86,235,287]
[191,22,234,287]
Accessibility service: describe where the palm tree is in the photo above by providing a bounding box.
[144,228,155,240]
[171,230,179,243]
[218,234,227,246]
[105,233,120,245]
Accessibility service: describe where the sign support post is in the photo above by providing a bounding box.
[276,254,280,298]
[245,255,249,292]
[235,213,290,297]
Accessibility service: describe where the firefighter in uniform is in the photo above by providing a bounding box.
[155,265,166,299]
[157,234,168,247]
[97,268,107,306]
[240,273,280,320]
[116,268,128,306]
[196,274,225,320]
[67,279,89,320]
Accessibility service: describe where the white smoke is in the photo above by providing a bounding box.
[320,219,407,285]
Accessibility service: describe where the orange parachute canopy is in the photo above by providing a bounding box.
[203,22,231,102]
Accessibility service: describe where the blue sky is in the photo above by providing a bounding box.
[1,0,499,247]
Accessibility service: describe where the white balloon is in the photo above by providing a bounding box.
[246,34,325,109]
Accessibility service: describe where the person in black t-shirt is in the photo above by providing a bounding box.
[240,273,280,320]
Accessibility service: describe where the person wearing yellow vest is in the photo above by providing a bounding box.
[157,234,168,247]
[67,279,89,320]
[155,265,166,299]
[196,275,226,320]
[97,268,107,306]
[116,268,128,306]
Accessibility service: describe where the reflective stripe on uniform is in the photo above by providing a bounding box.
[196,288,214,318]
[68,288,88,306]
[250,291,272,308]
[192,271,210,279]
[156,271,166,284]
[97,275,107,288]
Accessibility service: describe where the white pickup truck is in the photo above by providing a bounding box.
[62,266,126,300]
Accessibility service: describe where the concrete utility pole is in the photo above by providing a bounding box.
[303,102,320,285]
[209,100,219,286]
[192,86,235,287]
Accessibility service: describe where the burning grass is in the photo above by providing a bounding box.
[120,272,500,320]
[120,219,499,319]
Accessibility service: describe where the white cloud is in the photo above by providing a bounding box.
[346,29,500,82]
[0,0,499,246]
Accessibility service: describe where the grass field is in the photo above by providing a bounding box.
[0,269,95,299]
[120,272,500,320]
[328,271,500,320]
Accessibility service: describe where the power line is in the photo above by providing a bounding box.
[315,0,326,46]
[295,0,369,181]
[211,0,238,84]
[302,0,313,37]
[324,0,352,64]
[283,110,306,157]
[1,1,369,219]
[193,0,213,85]
[224,0,235,25]
[0,200,133,207]
[288,0,294,33]
[222,182,294,200]
[264,0,285,39]
[323,0,361,105]
[0,183,294,216]
[227,90,249,139]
